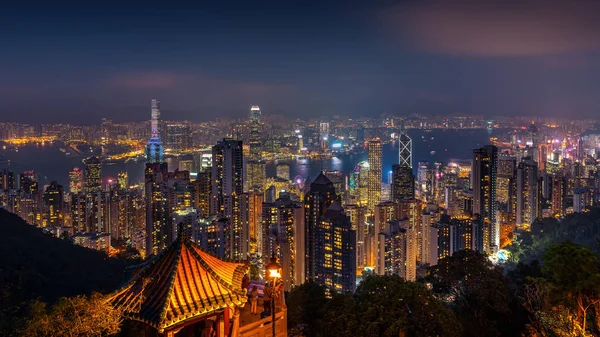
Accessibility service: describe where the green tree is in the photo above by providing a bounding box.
[286,281,328,337]
[541,242,600,335]
[354,275,461,337]
[20,293,122,337]
[427,249,521,337]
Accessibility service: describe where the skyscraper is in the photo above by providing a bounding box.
[43,181,64,226]
[84,156,102,193]
[316,201,356,293]
[398,132,412,168]
[146,99,164,163]
[164,123,191,151]
[0,169,16,190]
[247,106,265,190]
[472,145,498,252]
[211,138,244,215]
[145,162,171,257]
[69,167,84,194]
[367,139,382,213]
[20,170,38,195]
[391,164,415,201]
[304,173,337,280]
[516,158,538,229]
[248,105,262,161]
[210,138,245,259]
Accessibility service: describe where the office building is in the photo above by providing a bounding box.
[367,139,382,213]
[391,164,414,201]
[146,99,164,163]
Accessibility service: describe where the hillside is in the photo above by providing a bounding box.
[0,209,126,335]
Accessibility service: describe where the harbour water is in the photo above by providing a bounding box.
[1,129,498,187]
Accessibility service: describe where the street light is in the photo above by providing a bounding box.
[265,253,281,337]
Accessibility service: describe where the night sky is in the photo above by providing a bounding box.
[2,0,600,123]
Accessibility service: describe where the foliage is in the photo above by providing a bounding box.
[20,293,123,337]
[507,208,600,264]
[287,280,329,337]
[355,275,461,337]
[427,249,526,337]
[521,242,600,336]
[287,275,461,337]
[0,209,126,336]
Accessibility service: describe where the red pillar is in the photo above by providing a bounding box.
[224,307,231,337]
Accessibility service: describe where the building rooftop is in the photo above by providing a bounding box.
[108,231,249,333]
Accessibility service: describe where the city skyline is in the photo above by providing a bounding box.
[3,1,600,123]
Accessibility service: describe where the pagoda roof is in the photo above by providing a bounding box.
[108,234,249,332]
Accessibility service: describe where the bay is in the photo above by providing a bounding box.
[1,129,498,187]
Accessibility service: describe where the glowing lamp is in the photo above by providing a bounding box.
[265,255,281,280]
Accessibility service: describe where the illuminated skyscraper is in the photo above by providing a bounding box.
[497,155,516,218]
[69,167,84,194]
[324,170,348,204]
[376,219,416,281]
[398,131,412,168]
[276,163,290,181]
[210,138,245,259]
[261,192,304,291]
[164,123,191,151]
[391,164,415,201]
[146,99,164,163]
[43,181,64,227]
[516,159,538,229]
[472,145,498,252]
[246,161,266,191]
[193,170,211,216]
[145,162,171,257]
[20,170,38,195]
[84,156,102,193]
[367,139,382,213]
[304,173,337,285]
[319,122,330,150]
[0,169,16,190]
[247,106,265,190]
[248,106,262,161]
[317,201,356,293]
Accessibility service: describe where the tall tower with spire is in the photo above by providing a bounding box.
[146,99,164,163]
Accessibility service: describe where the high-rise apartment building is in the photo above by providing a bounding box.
[210,138,245,260]
[20,170,38,195]
[304,173,350,291]
[516,159,538,229]
[84,156,102,193]
[145,162,171,257]
[472,145,498,252]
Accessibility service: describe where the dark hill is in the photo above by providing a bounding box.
[0,209,126,335]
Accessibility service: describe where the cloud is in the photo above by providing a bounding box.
[382,0,600,57]
[110,71,191,89]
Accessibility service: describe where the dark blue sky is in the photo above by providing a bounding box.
[1,0,600,124]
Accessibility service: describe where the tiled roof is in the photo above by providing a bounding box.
[108,234,249,332]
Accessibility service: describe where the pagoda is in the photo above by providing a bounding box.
[108,229,250,337]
